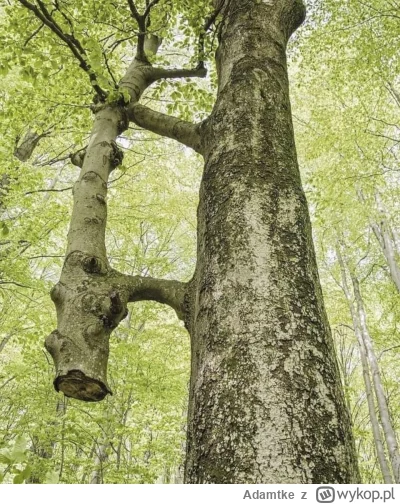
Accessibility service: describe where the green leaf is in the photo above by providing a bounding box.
[1,222,9,236]
[44,470,60,484]
[13,472,24,484]
[0,452,13,465]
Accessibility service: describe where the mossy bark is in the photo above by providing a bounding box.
[184,0,359,483]
[44,0,359,483]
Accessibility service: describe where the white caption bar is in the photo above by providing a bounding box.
[0,483,398,504]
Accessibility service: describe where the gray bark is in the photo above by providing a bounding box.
[45,59,192,401]
[184,0,358,483]
[14,130,46,162]
[90,441,108,484]
[372,192,400,293]
[42,0,360,483]
[351,275,400,483]
[336,248,393,483]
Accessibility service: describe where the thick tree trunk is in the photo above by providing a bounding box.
[45,60,189,401]
[336,248,393,483]
[40,0,360,484]
[184,0,359,483]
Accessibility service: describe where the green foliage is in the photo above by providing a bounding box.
[0,0,399,485]
[291,0,400,482]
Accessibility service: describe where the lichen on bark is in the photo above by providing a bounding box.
[41,0,360,483]
[184,0,359,484]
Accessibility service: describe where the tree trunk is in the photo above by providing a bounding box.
[373,191,400,293]
[90,441,109,484]
[40,0,360,484]
[184,0,358,483]
[351,274,400,483]
[336,247,393,483]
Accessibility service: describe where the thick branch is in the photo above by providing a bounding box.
[122,274,187,321]
[143,0,162,20]
[14,129,49,162]
[70,146,87,168]
[127,0,142,23]
[127,103,203,154]
[150,65,207,81]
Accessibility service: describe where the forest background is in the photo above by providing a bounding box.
[0,0,399,484]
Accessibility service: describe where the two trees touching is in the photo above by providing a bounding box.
[0,0,399,484]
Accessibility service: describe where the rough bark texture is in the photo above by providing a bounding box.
[42,0,360,484]
[184,0,359,483]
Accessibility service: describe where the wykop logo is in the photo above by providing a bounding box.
[316,487,336,503]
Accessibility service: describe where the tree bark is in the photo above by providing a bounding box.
[90,441,108,484]
[336,247,393,483]
[351,274,400,483]
[372,191,400,293]
[44,59,190,401]
[357,189,400,293]
[40,0,360,483]
[184,0,359,483]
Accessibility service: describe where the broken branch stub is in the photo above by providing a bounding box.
[45,253,129,402]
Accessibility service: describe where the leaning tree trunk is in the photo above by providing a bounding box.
[184,0,359,483]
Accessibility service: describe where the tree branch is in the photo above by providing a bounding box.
[143,0,162,21]
[198,0,229,66]
[0,376,16,391]
[18,0,107,99]
[25,186,73,195]
[126,0,147,61]
[120,274,187,321]
[14,129,49,162]
[126,0,142,23]
[127,103,203,154]
[150,65,207,81]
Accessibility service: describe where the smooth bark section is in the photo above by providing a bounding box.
[14,129,48,162]
[45,105,125,401]
[185,0,359,484]
[45,53,201,401]
[127,104,203,154]
[123,275,187,321]
[46,265,187,401]
[337,248,393,483]
[150,67,207,81]
[351,274,400,483]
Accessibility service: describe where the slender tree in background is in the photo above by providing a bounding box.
[336,246,393,483]
[2,0,361,483]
